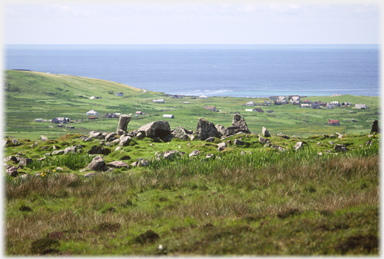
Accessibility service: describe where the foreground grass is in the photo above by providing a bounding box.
[5,143,379,255]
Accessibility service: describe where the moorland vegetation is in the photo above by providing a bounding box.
[3,70,380,255]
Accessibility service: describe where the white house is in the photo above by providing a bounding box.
[34,118,43,122]
[246,101,255,106]
[354,103,369,109]
[115,92,124,96]
[199,95,208,99]
[245,109,254,112]
[290,96,300,104]
[277,96,287,104]
[300,104,310,108]
[86,110,101,116]
[153,99,165,103]
[326,103,334,109]
[163,114,174,118]
[330,101,340,106]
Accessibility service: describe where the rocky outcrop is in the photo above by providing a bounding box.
[116,115,131,135]
[262,127,271,137]
[138,121,171,139]
[173,126,193,140]
[195,118,219,140]
[371,120,380,133]
[231,114,251,134]
[86,155,108,171]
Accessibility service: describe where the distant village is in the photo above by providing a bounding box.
[33,92,370,128]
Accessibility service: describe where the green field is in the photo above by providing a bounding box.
[3,70,380,139]
[3,70,379,255]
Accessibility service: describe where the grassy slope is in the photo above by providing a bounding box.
[4,70,380,140]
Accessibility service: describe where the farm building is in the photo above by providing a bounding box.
[163,114,174,118]
[326,103,334,109]
[153,99,165,103]
[263,101,272,105]
[115,92,124,96]
[199,95,208,99]
[246,101,255,106]
[245,109,254,112]
[266,110,275,113]
[277,96,287,104]
[300,104,310,108]
[302,99,311,104]
[34,118,43,122]
[184,102,190,104]
[290,96,300,104]
[328,120,340,126]
[311,103,321,109]
[354,103,369,109]
[330,101,340,106]
[86,110,101,116]
[52,117,69,124]
[342,102,352,106]
[105,113,118,118]
[204,106,217,112]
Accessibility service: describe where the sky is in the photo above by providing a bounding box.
[3,0,381,44]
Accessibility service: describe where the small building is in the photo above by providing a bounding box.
[105,113,118,118]
[88,117,97,120]
[300,104,310,108]
[163,114,174,118]
[311,103,321,109]
[245,109,254,112]
[153,99,165,103]
[246,101,256,106]
[326,103,334,109]
[204,106,217,112]
[90,96,102,99]
[172,95,183,99]
[290,96,300,104]
[342,102,352,106]
[266,110,275,113]
[86,110,101,116]
[136,111,143,115]
[269,96,279,101]
[330,101,340,107]
[263,101,272,106]
[277,96,287,104]
[191,97,197,99]
[302,99,312,104]
[354,103,369,109]
[52,117,69,124]
[184,102,190,104]
[328,119,340,126]
[115,92,124,96]
[199,95,208,99]
[34,118,43,122]
[254,108,264,113]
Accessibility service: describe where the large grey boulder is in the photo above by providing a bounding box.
[86,155,108,171]
[231,114,251,134]
[119,135,131,146]
[371,120,380,133]
[195,118,219,140]
[138,121,171,139]
[261,127,271,137]
[116,115,132,135]
[173,126,193,140]
[106,161,130,169]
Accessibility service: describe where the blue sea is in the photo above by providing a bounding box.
[5,44,379,97]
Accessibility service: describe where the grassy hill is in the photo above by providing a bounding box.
[3,70,380,140]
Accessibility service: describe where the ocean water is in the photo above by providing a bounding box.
[5,44,379,97]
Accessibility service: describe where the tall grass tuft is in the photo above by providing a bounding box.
[27,152,93,170]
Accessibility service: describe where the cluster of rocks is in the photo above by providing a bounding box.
[3,116,380,178]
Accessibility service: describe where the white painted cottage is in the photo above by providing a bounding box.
[354,103,369,109]
[199,95,208,99]
[163,114,174,118]
[86,110,101,116]
[277,96,287,104]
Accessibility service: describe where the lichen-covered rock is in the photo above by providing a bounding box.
[173,126,193,140]
[4,156,18,163]
[262,127,271,137]
[138,121,171,139]
[231,114,251,134]
[195,118,219,140]
[86,156,108,171]
[106,161,130,169]
[105,132,117,142]
[6,166,18,177]
[215,124,226,137]
[119,135,131,146]
[259,136,267,144]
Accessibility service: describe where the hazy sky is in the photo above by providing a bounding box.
[3,1,381,44]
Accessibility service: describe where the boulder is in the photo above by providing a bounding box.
[116,115,132,135]
[233,139,244,145]
[189,150,200,157]
[18,158,33,167]
[136,132,144,139]
[88,145,111,155]
[162,134,174,142]
[40,135,48,142]
[173,126,193,140]
[106,161,130,169]
[231,114,251,134]
[105,132,117,142]
[328,141,335,145]
[131,159,149,167]
[371,120,380,133]
[64,145,80,155]
[163,150,179,160]
[4,156,18,163]
[6,166,18,177]
[217,142,227,149]
[195,118,219,140]
[262,127,271,137]
[258,137,267,144]
[119,135,131,146]
[90,132,102,139]
[293,142,304,151]
[86,155,108,171]
[215,124,226,137]
[334,144,347,152]
[138,121,171,139]
[52,150,65,155]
